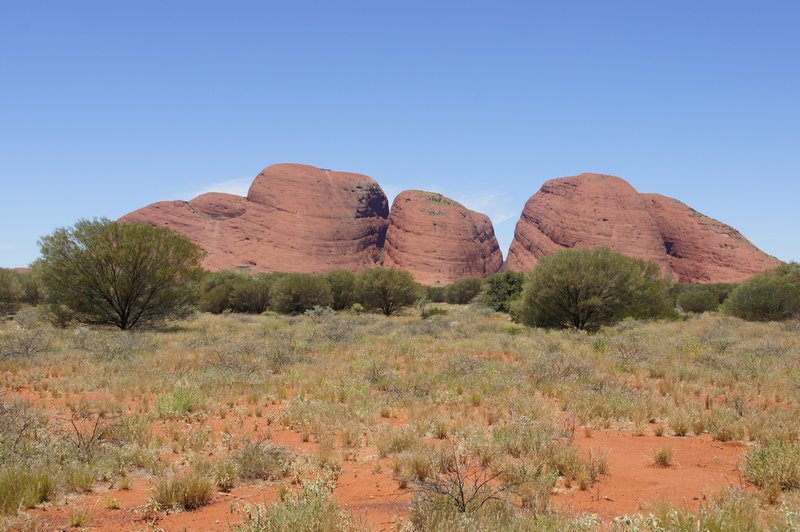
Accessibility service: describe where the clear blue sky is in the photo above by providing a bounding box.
[2,1,798,267]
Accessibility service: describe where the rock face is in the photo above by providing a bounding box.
[641,194,781,283]
[383,191,503,285]
[507,173,779,283]
[122,163,390,273]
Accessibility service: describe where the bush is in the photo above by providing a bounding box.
[156,388,206,419]
[0,468,54,514]
[150,473,213,510]
[677,286,720,313]
[480,271,524,312]
[36,219,204,329]
[324,270,357,311]
[724,264,800,321]
[519,248,671,331]
[445,278,482,304]
[426,285,446,303]
[357,268,419,316]
[743,442,800,491]
[0,268,23,315]
[200,271,278,314]
[235,440,290,481]
[270,274,333,314]
[235,480,360,532]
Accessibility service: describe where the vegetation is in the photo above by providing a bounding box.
[36,219,204,329]
[518,248,671,331]
[270,273,333,314]
[676,286,720,313]
[444,277,482,304]
[480,270,524,312]
[0,268,24,315]
[724,263,800,321]
[356,267,419,315]
[324,270,358,311]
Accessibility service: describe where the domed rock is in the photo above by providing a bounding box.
[641,194,780,283]
[506,173,670,274]
[506,172,779,283]
[382,190,503,285]
[121,163,390,273]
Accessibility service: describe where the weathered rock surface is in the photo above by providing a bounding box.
[382,191,503,285]
[122,163,390,273]
[506,173,779,283]
[641,193,781,283]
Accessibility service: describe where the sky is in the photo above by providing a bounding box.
[1,1,798,267]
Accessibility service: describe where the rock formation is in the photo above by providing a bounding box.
[506,173,779,283]
[382,191,503,285]
[122,163,390,273]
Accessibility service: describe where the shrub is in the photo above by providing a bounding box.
[235,440,291,481]
[480,271,524,312]
[677,287,720,313]
[270,274,333,314]
[357,268,419,316]
[150,473,213,510]
[324,270,357,311]
[0,468,54,514]
[236,480,361,532]
[200,271,278,314]
[445,277,482,304]
[743,442,800,491]
[654,446,673,467]
[155,388,206,419]
[426,285,446,303]
[36,219,204,329]
[519,248,671,331]
[0,268,24,315]
[724,264,800,321]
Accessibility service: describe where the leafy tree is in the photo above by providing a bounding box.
[270,273,332,314]
[480,271,524,312]
[445,278,483,304]
[723,263,800,321]
[519,248,670,331]
[324,270,357,311]
[357,267,420,316]
[0,268,24,315]
[676,286,720,313]
[36,219,204,329]
[199,270,246,314]
[231,273,278,314]
[426,285,446,303]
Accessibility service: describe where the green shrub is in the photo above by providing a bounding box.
[677,287,720,313]
[480,271,524,312]
[743,442,800,491]
[36,219,204,330]
[235,480,362,532]
[356,268,419,316]
[426,285,446,303]
[445,277,482,304]
[156,387,206,419]
[270,274,333,314]
[0,268,24,315]
[149,472,213,510]
[200,271,278,314]
[519,248,671,331]
[724,264,800,321]
[324,270,357,311]
[0,468,54,514]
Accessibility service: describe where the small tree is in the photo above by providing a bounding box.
[480,271,524,312]
[0,268,24,315]
[723,264,800,321]
[323,270,357,311]
[677,287,720,313]
[357,267,419,316]
[270,273,332,314]
[519,248,670,331]
[445,277,483,304]
[36,219,204,330]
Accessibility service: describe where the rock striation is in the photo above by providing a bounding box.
[122,163,390,273]
[382,191,503,285]
[506,173,779,282]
